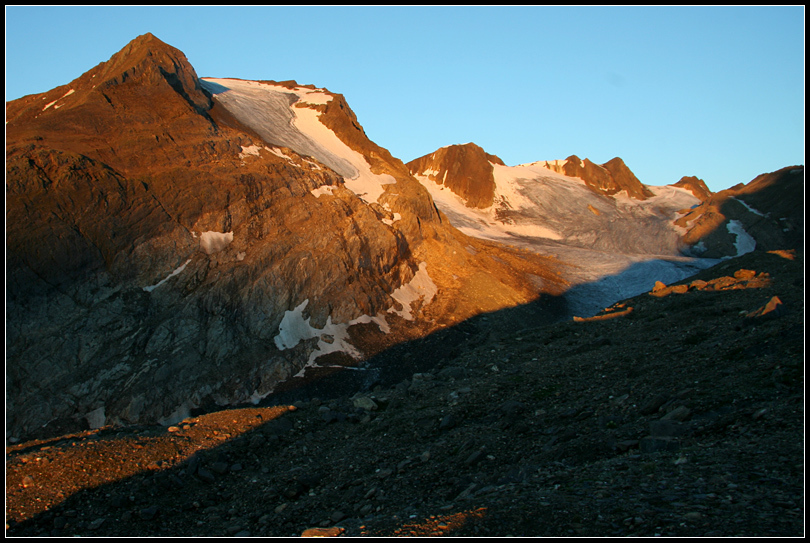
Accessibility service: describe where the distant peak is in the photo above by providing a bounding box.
[672,176,712,201]
[406,143,501,208]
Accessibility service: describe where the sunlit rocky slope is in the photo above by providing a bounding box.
[5,34,565,442]
[407,143,803,315]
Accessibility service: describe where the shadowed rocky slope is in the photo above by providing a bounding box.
[5,249,804,537]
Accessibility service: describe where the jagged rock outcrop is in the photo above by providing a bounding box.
[540,155,654,200]
[6,34,567,442]
[408,148,655,206]
[405,143,505,208]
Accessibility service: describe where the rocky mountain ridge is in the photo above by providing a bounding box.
[407,145,655,207]
[6,33,567,443]
[5,32,804,449]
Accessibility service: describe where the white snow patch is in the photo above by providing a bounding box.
[388,262,438,321]
[381,213,402,226]
[726,220,756,257]
[420,167,442,179]
[239,144,264,159]
[311,185,338,198]
[143,258,193,292]
[42,89,76,111]
[201,78,396,204]
[732,197,767,217]
[273,300,390,379]
[267,147,296,163]
[292,102,396,203]
[199,231,234,254]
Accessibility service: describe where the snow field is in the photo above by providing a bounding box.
[202,78,396,204]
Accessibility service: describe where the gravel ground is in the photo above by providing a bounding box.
[6,249,804,537]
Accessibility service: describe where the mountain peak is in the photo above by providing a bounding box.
[406,143,503,208]
[91,33,210,111]
[672,175,712,201]
[541,155,652,200]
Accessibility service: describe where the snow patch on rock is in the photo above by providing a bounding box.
[201,78,396,204]
[726,220,756,257]
[199,231,234,255]
[311,185,338,198]
[272,300,390,384]
[388,262,438,321]
[143,258,193,292]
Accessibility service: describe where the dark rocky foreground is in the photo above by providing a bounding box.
[5,249,804,537]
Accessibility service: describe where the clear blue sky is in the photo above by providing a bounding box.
[5,6,805,192]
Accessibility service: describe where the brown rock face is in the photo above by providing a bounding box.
[558,155,653,200]
[672,175,712,201]
[6,34,567,442]
[406,143,505,208]
[601,157,655,199]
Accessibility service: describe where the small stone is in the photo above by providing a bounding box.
[211,461,229,475]
[640,394,669,415]
[752,408,768,420]
[498,400,526,415]
[139,505,159,520]
[439,414,457,431]
[352,396,378,411]
[661,405,691,422]
[464,448,486,466]
[733,269,757,280]
[197,468,216,483]
[88,518,106,530]
[302,527,345,537]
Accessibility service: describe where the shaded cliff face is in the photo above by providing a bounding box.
[405,143,505,208]
[6,34,567,442]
